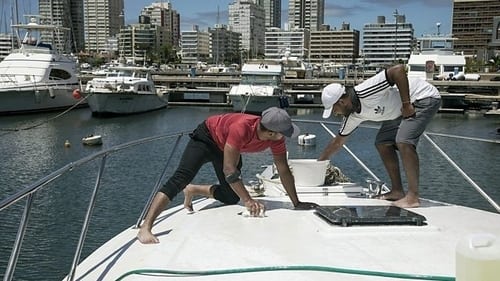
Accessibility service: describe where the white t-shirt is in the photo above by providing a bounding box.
[339,70,441,136]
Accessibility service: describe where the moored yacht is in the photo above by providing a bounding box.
[228,61,289,114]
[85,65,169,116]
[0,16,82,115]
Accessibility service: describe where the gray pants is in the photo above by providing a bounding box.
[376,97,441,146]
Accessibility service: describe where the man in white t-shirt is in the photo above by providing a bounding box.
[318,64,441,208]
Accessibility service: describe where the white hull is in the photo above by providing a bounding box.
[87,92,169,115]
[0,86,81,114]
[229,94,289,113]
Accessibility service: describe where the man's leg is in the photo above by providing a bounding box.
[394,143,420,208]
[138,192,170,244]
[375,118,405,201]
[393,97,441,208]
[183,184,214,212]
[376,143,405,200]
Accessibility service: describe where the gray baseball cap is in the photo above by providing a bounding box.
[260,107,300,138]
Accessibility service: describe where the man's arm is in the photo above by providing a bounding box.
[386,64,415,118]
[273,153,318,210]
[223,143,264,216]
[318,134,348,161]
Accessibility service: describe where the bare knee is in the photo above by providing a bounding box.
[376,143,396,154]
[396,142,415,153]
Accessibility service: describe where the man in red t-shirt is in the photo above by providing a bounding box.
[138,107,318,244]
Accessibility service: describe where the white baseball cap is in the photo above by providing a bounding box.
[321,83,345,118]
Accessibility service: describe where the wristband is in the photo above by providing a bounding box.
[225,170,241,183]
[402,101,411,104]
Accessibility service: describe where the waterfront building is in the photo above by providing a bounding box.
[139,2,180,50]
[208,24,241,65]
[180,25,210,65]
[264,27,310,60]
[258,0,281,28]
[83,0,124,53]
[118,15,166,65]
[362,13,414,68]
[491,17,500,57]
[288,0,324,32]
[452,0,500,60]
[309,23,360,66]
[39,0,84,52]
[229,0,265,59]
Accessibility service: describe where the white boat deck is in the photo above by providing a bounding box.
[70,182,500,281]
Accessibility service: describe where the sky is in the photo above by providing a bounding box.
[4,0,453,37]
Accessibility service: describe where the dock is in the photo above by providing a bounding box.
[80,72,500,111]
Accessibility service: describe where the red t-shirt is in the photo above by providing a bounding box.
[205,113,287,155]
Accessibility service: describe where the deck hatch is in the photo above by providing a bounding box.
[315,205,426,227]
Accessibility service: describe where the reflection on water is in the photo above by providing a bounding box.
[0,106,499,280]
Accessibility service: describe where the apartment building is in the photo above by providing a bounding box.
[228,0,266,58]
[309,23,360,66]
[39,0,84,52]
[264,27,310,60]
[119,15,167,65]
[180,25,210,65]
[288,0,324,31]
[208,24,241,65]
[362,14,414,68]
[83,0,124,53]
[452,0,500,60]
[140,2,180,49]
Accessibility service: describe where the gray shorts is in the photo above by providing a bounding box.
[375,97,441,146]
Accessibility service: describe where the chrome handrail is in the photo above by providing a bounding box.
[0,131,189,281]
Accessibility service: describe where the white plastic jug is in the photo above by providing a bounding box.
[456,233,500,281]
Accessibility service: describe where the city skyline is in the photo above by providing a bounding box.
[123,0,453,37]
[5,0,453,37]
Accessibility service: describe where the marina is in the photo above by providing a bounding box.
[108,69,499,112]
[1,0,498,279]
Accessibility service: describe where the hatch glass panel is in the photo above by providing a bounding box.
[315,205,427,227]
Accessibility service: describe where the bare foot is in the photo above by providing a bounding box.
[393,195,420,208]
[183,185,194,213]
[374,190,405,201]
[137,227,159,244]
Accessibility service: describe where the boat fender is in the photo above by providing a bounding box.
[49,87,55,98]
[35,90,41,103]
[72,89,82,99]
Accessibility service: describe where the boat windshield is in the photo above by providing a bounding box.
[241,74,280,86]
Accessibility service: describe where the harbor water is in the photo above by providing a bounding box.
[0,106,499,280]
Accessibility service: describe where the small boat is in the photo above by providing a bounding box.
[0,16,82,115]
[81,134,102,146]
[85,65,169,116]
[228,61,289,113]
